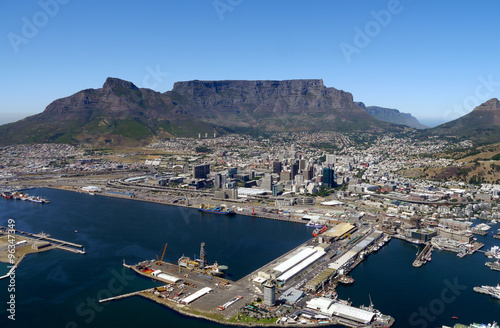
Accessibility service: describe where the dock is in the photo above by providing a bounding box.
[0,226,85,254]
[0,227,86,278]
[413,242,433,268]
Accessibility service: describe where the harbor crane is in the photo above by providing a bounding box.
[156,243,168,266]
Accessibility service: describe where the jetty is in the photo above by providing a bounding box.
[413,242,433,268]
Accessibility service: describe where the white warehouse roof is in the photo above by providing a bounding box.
[181,287,212,304]
[328,302,375,324]
[277,250,325,283]
[306,297,334,313]
[273,247,316,274]
[157,273,181,283]
[329,251,357,270]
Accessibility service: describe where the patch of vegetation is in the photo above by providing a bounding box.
[195,146,211,153]
[492,153,500,161]
[228,314,278,324]
[112,119,153,138]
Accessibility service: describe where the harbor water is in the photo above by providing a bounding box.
[1,188,499,327]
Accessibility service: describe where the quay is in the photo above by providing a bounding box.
[2,226,84,249]
[0,227,86,276]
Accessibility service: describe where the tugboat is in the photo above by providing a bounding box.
[338,275,354,285]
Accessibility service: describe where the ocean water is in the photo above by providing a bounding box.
[0,188,498,327]
[0,188,311,327]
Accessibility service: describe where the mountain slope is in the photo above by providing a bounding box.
[0,78,404,145]
[427,98,500,144]
[356,102,427,129]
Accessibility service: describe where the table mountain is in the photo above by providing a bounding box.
[0,78,403,145]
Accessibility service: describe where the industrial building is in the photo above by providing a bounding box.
[306,298,375,324]
[151,270,182,283]
[304,268,336,292]
[279,287,304,304]
[323,222,357,241]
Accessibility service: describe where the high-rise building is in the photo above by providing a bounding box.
[280,171,291,181]
[272,161,282,174]
[322,167,335,188]
[326,154,336,165]
[272,183,283,197]
[227,167,237,178]
[193,163,210,179]
[214,173,223,189]
[261,174,273,190]
[291,162,299,179]
[299,159,306,170]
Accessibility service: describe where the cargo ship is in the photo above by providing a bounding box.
[198,203,235,215]
[312,226,328,237]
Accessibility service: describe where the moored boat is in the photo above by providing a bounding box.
[198,203,235,215]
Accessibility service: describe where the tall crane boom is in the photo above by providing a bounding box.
[157,243,168,266]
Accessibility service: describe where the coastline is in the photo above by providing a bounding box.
[44,185,308,225]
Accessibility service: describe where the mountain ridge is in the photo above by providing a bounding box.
[356,102,427,129]
[0,77,405,145]
[427,98,500,144]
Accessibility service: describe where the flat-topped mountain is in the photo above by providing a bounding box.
[428,98,500,144]
[0,78,403,145]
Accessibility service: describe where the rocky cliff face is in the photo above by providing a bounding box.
[356,102,427,129]
[0,78,400,145]
[170,79,379,131]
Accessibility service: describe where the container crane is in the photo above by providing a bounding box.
[156,243,168,266]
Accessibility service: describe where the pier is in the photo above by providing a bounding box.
[413,242,433,268]
[0,226,85,254]
[0,226,86,277]
[99,290,146,303]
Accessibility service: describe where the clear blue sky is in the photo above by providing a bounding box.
[1,0,500,127]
